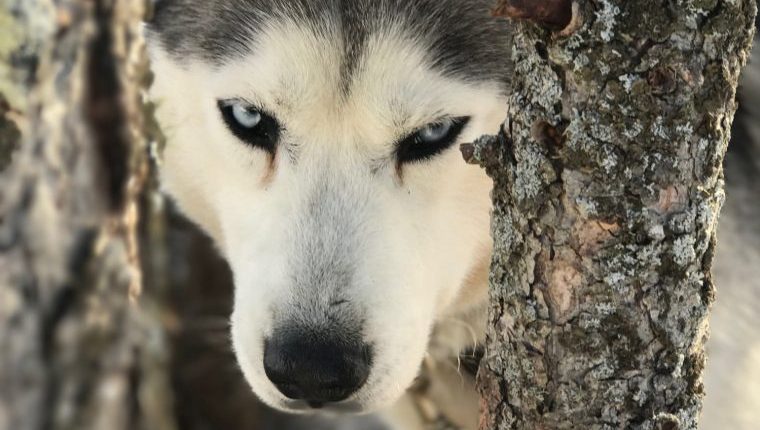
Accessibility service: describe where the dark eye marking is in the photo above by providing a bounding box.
[218,100,280,153]
[394,117,471,164]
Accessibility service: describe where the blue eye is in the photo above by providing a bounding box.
[218,100,280,153]
[418,122,453,143]
[231,103,262,129]
[395,117,470,164]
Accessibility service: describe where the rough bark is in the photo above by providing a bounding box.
[0,1,175,430]
[471,1,756,429]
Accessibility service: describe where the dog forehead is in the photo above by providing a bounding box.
[210,22,467,138]
[148,0,512,85]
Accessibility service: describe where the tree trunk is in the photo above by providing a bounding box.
[471,1,757,429]
[0,1,175,430]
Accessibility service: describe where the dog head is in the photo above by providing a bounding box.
[147,0,510,414]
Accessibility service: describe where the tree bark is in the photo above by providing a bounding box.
[471,1,756,429]
[0,1,175,430]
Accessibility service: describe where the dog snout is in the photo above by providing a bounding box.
[263,329,373,408]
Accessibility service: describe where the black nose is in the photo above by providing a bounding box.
[263,329,373,407]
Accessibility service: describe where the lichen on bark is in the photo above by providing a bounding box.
[472,1,756,429]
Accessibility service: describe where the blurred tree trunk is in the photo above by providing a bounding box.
[470,0,756,429]
[0,1,175,430]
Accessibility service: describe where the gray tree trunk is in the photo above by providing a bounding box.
[0,1,175,430]
[470,1,757,429]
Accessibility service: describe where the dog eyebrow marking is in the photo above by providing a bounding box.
[338,1,370,96]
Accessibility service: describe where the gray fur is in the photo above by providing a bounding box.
[147,0,512,84]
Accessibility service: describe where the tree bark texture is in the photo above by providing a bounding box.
[0,1,175,430]
[471,1,756,429]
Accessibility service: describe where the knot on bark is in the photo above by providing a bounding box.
[653,413,681,430]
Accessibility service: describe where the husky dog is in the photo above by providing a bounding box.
[146,1,760,429]
[147,1,508,428]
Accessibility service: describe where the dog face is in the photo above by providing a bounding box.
[147,0,510,414]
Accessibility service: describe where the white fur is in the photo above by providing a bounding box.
[149,17,505,418]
